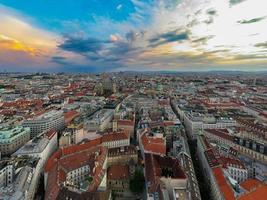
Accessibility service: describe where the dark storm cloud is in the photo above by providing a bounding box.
[56,31,144,68]
[51,56,82,67]
[51,56,70,65]
[238,16,266,24]
[58,36,110,53]
[255,41,267,48]
[149,30,189,47]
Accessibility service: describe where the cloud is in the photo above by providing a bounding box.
[116,4,123,10]
[57,30,143,69]
[0,34,37,55]
[0,5,59,69]
[238,16,266,24]
[1,0,267,71]
[58,36,110,54]
[255,42,267,48]
[50,56,70,65]
[229,0,246,6]
[0,5,58,49]
[149,30,189,47]
[192,35,214,44]
[207,9,217,16]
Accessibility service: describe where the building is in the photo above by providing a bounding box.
[0,161,13,187]
[23,110,64,138]
[0,126,30,155]
[144,153,189,200]
[7,130,58,199]
[139,129,166,157]
[101,131,130,149]
[204,129,267,164]
[115,119,135,138]
[107,164,130,198]
[220,156,248,183]
[197,134,236,200]
[85,109,114,132]
[238,179,267,200]
[172,136,201,200]
[0,156,40,200]
[184,112,236,139]
[44,140,108,200]
[107,145,138,166]
[14,130,58,165]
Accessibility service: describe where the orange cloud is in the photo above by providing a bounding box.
[0,34,38,56]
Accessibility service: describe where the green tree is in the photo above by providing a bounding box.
[129,169,145,194]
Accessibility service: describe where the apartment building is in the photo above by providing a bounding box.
[0,126,30,155]
[23,110,64,138]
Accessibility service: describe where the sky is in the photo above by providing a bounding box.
[0,0,267,72]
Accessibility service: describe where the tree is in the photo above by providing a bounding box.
[129,168,145,194]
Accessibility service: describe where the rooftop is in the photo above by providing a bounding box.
[212,166,235,200]
[108,164,129,180]
[238,184,267,200]
[14,130,56,155]
[0,126,30,141]
[141,131,166,155]
[240,178,264,192]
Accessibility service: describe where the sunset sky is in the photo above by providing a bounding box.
[0,0,267,72]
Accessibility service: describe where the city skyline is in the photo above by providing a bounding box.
[0,0,267,72]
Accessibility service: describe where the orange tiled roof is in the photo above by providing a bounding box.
[64,110,80,124]
[144,153,186,194]
[108,164,129,180]
[141,134,166,155]
[45,145,107,200]
[44,129,57,140]
[102,131,129,142]
[212,166,235,200]
[220,156,246,170]
[117,119,135,126]
[238,185,267,200]
[205,129,234,141]
[240,178,264,192]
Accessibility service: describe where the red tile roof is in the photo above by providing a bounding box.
[108,165,129,180]
[117,119,135,126]
[212,166,235,200]
[64,110,80,124]
[141,133,166,155]
[102,131,130,142]
[205,129,234,141]
[238,184,267,200]
[45,145,107,200]
[44,129,57,140]
[220,156,246,170]
[45,130,129,173]
[240,178,264,192]
[144,153,186,194]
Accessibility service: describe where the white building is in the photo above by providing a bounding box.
[23,110,64,138]
[85,109,114,132]
[0,126,31,155]
[0,164,13,187]
[12,130,58,199]
[101,131,130,149]
[184,112,236,139]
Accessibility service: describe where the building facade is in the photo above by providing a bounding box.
[0,126,30,155]
[22,110,64,138]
